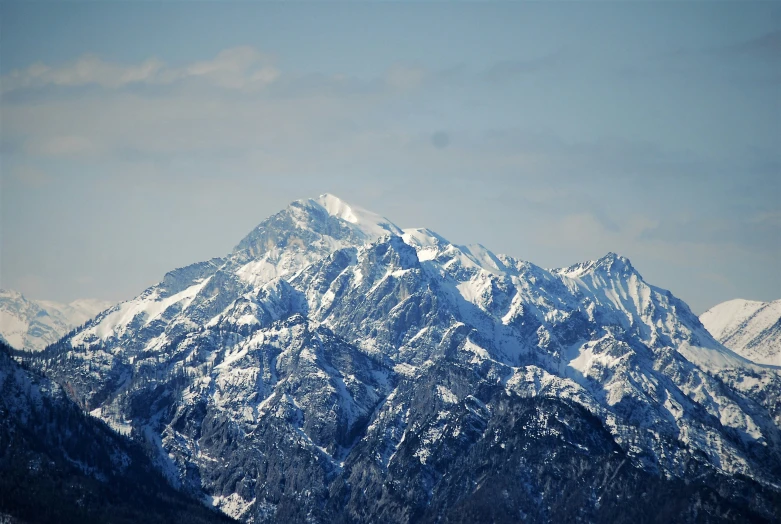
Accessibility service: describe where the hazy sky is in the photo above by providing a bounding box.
[1,1,779,314]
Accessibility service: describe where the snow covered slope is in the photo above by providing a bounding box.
[30,194,781,523]
[0,289,111,351]
[61,194,400,355]
[701,299,781,367]
[0,340,234,523]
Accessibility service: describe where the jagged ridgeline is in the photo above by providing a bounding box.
[25,195,781,523]
[0,340,236,523]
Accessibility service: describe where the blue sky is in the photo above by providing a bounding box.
[1,1,779,314]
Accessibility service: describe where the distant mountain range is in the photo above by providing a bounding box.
[0,289,111,351]
[701,299,781,367]
[7,194,781,523]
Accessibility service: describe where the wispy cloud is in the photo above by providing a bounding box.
[1,46,280,93]
[484,48,569,83]
[0,46,444,99]
[172,46,280,90]
[25,135,97,157]
[385,64,427,90]
[710,29,781,58]
[8,165,52,188]
[0,46,450,162]
[1,56,165,92]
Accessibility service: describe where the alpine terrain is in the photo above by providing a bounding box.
[701,299,781,367]
[0,289,111,351]
[0,339,235,523]
[24,194,781,523]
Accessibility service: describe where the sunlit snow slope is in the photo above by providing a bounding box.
[701,299,781,366]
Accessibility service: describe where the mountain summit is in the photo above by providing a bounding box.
[28,195,781,523]
[234,193,401,261]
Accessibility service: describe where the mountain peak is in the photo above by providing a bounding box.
[297,193,403,239]
[596,251,633,268]
[234,193,402,275]
[311,193,359,223]
[27,194,781,522]
[556,251,639,279]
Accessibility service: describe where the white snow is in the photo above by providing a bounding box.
[73,278,210,344]
[209,493,255,521]
[0,289,112,351]
[312,193,403,239]
[401,228,448,262]
[462,338,490,363]
[38,194,781,503]
[701,299,770,340]
[39,298,113,326]
[700,299,781,366]
[436,385,458,404]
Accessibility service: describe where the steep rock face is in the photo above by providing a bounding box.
[701,299,781,367]
[0,341,234,524]
[0,289,111,351]
[331,391,778,524]
[29,195,781,523]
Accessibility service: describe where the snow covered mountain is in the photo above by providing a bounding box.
[0,289,111,351]
[29,194,781,523]
[701,299,781,367]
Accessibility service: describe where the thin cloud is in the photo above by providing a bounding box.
[711,29,781,58]
[484,48,569,83]
[9,165,52,188]
[615,30,781,87]
[1,56,165,92]
[170,46,280,90]
[480,128,707,181]
[1,46,280,94]
[385,64,427,90]
[1,46,432,100]
[25,135,97,157]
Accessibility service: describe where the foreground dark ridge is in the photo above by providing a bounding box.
[0,340,235,524]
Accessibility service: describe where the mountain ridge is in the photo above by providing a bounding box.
[26,194,781,523]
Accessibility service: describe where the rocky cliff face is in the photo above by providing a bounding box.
[29,194,781,522]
